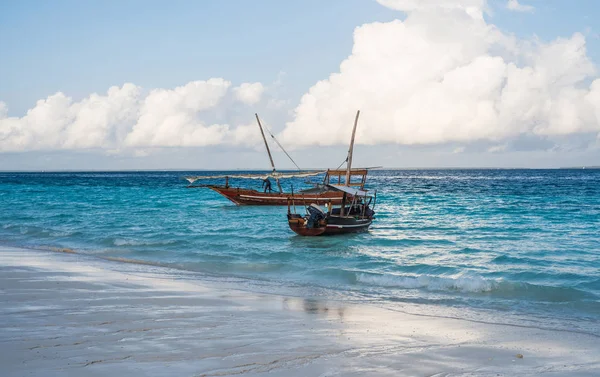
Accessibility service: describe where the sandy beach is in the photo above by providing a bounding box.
[1,246,598,377]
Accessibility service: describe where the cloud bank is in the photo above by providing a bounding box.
[1,0,598,156]
[280,0,600,149]
[0,80,265,152]
[233,82,265,105]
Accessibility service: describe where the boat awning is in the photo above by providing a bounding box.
[183,171,326,184]
[325,167,381,175]
[326,184,370,197]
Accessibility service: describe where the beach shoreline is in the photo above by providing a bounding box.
[1,246,598,376]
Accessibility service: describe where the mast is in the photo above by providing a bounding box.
[255,113,282,192]
[256,113,276,172]
[340,110,360,217]
[345,110,360,186]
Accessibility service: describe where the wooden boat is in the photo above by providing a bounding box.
[185,168,369,206]
[204,182,344,206]
[287,185,376,236]
[183,113,371,206]
[287,110,376,236]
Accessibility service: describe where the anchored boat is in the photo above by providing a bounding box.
[184,113,372,206]
[186,169,370,206]
[286,110,376,236]
[287,184,376,236]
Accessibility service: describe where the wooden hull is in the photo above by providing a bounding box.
[287,214,372,236]
[206,186,346,206]
[323,219,372,235]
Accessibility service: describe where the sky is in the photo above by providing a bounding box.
[1,0,600,170]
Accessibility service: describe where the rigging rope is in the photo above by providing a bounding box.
[335,156,348,171]
[263,125,302,171]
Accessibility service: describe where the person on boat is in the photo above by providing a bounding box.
[262,177,273,193]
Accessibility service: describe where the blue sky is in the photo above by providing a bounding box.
[2,0,598,115]
[1,0,600,169]
[1,0,398,114]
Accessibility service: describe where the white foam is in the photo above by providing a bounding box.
[113,238,176,247]
[357,273,494,293]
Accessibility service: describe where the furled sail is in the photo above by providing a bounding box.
[183,171,326,185]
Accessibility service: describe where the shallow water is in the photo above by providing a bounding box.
[1,169,599,335]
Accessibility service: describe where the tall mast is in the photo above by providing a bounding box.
[255,113,282,193]
[255,113,276,172]
[345,110,360,186]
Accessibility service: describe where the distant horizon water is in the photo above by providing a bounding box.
[1,166,600,173]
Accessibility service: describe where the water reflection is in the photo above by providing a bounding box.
[282,297,346,320]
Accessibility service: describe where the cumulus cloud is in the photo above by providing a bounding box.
[0,79,266,152]
[233,82,265,105]
[0,84,141,152]
[125,79,231,147]
[280,1,600,149]
[507,0,534,13]
[227,123,264,147]
[2,0,598,157]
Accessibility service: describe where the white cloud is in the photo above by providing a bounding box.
[0,84,141,152]
[64,84,141,149]
[280,3,600,149]
[227,123,263,147]
[233,82,265,105]
[125,79,231,147]
[0,102,7,118]
[488,144,507,153]
[0,79,268,153]
[2,1,598,159]
[507,0,534,13]
[267,98,288,110]
[377,0,487,19]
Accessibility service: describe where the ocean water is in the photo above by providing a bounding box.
[1,169,599,335]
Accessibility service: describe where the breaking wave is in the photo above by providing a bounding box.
[357,272,494,292]
[112,238,181,247]
[355,272,596,302]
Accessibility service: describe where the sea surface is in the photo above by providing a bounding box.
[1,169,599,336]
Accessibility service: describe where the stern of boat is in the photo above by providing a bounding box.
[287,213,327,236]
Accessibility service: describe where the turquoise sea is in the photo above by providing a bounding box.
[1,169,599,336]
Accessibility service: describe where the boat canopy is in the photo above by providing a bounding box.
[325,168,370,176]
[326,184,370,197]
[184,171,326,185]
[322,167,380,188]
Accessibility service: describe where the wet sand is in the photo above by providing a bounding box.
[1,246,598,376]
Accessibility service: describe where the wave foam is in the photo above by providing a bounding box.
[112,238,177,247]
[357,273,494,293]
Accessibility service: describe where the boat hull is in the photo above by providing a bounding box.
[287,214,372,236]
[206,186,346,206]
[323,219,372,235]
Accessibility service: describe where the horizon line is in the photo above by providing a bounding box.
[1,166,599,173]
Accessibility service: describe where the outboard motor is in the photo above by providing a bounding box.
[306,204,326,228]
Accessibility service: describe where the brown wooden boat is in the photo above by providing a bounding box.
[183,113,372,206]
[205,185,342,206]
[287,185,376,236]
[184,168,369,206]
[286,110,376,236]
